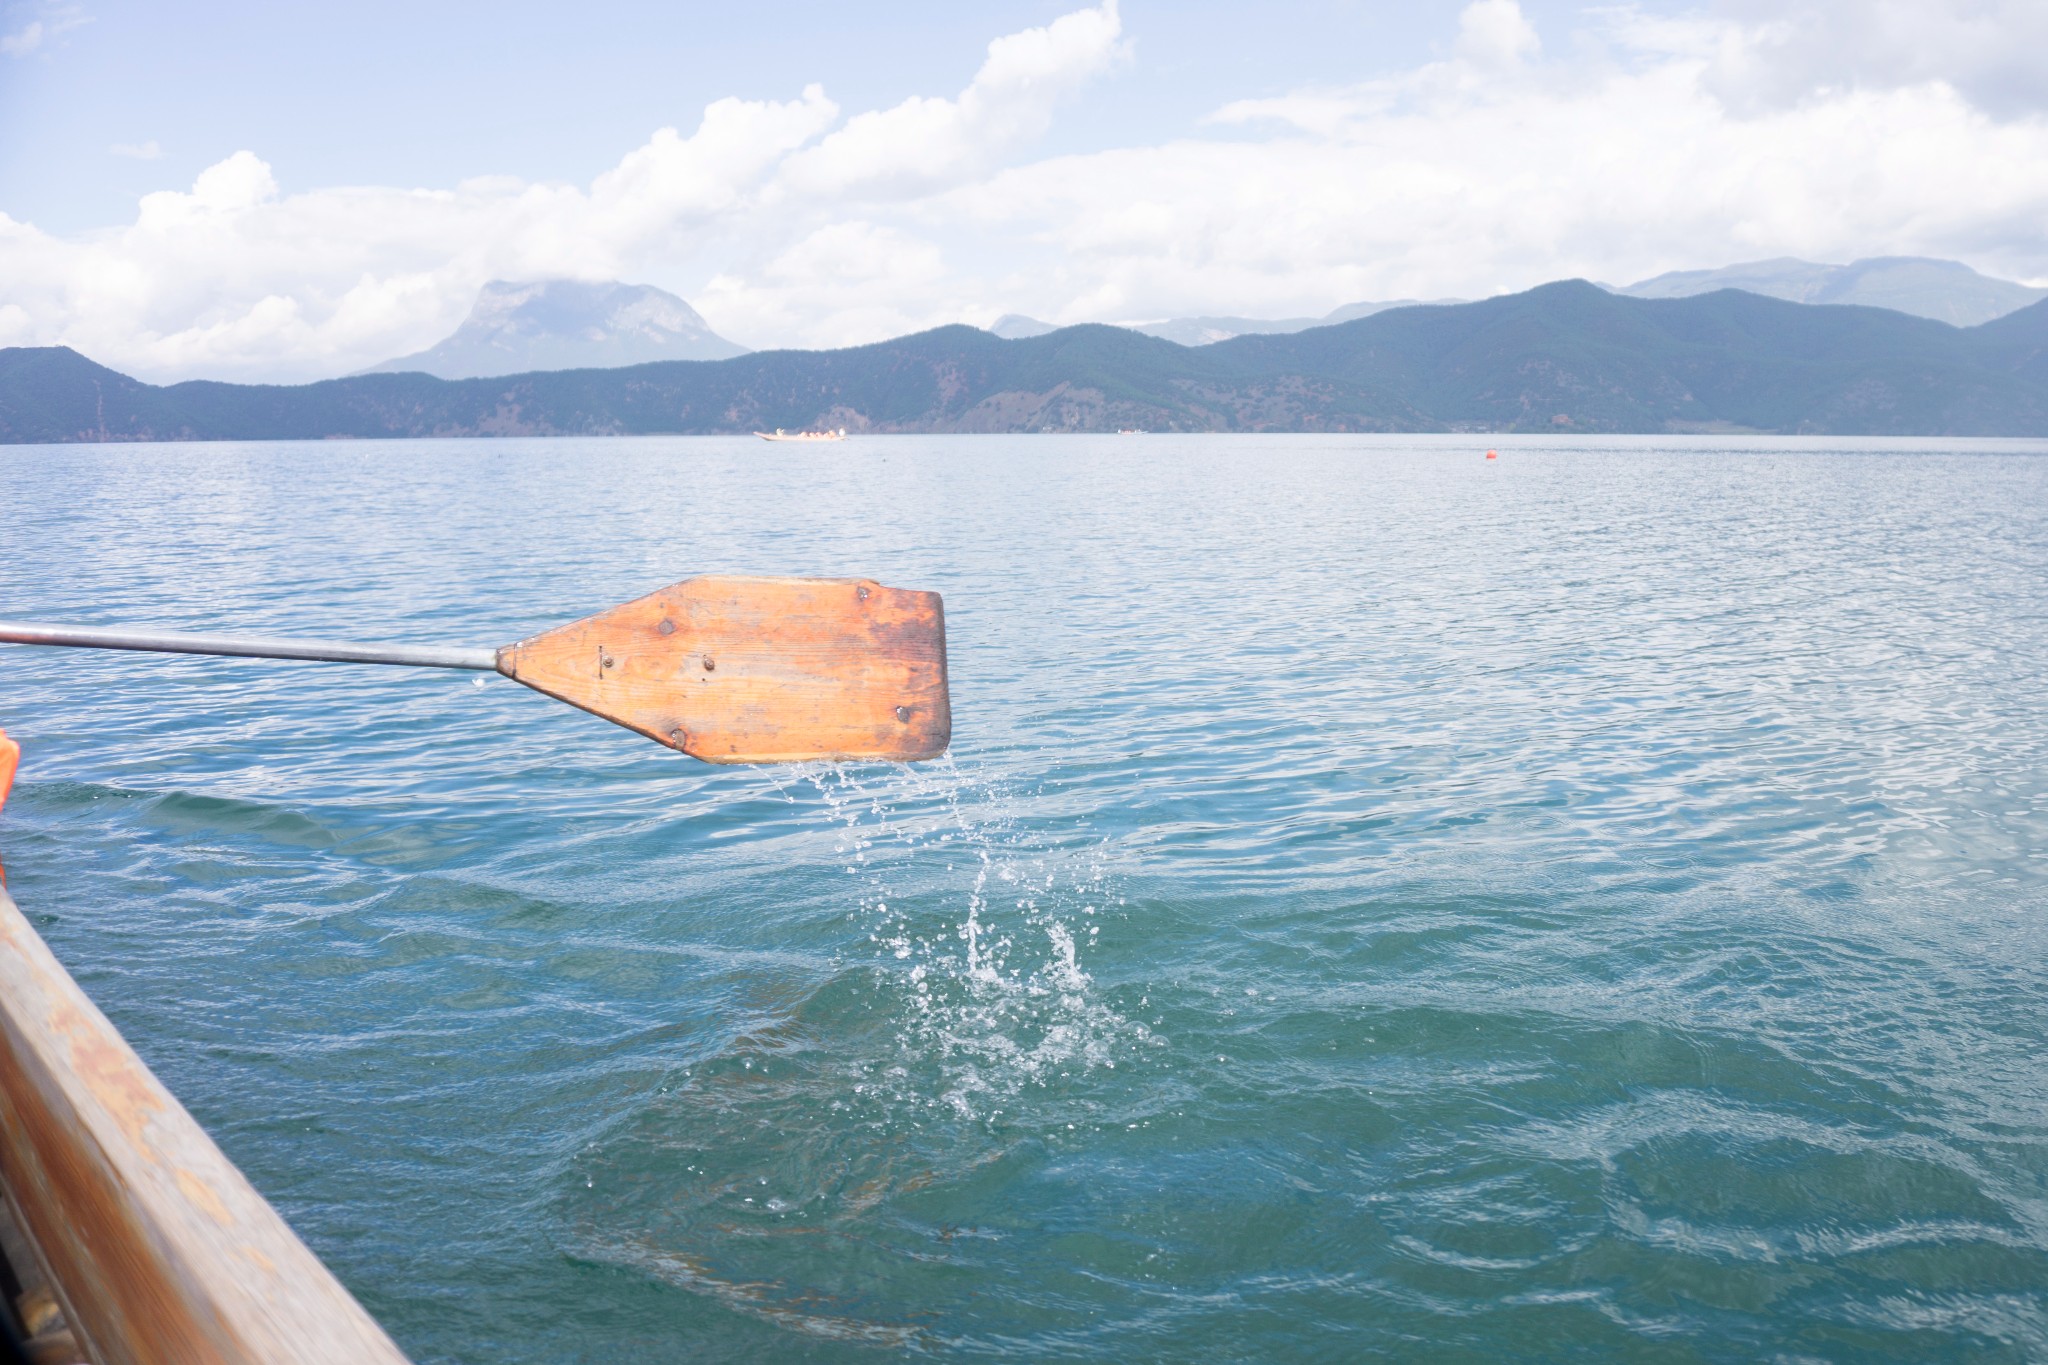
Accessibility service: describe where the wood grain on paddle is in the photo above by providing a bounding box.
[495,575,950,763]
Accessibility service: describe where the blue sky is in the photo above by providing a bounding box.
[3,0,1629,231]
[4,0,2045,380]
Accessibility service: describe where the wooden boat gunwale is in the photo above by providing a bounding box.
[0,748,410,1365]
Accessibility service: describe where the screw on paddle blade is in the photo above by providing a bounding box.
[494,575,951,764]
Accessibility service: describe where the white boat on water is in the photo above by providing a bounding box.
[755,427,848,442]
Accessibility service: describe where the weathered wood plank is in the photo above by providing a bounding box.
[0,882,411,1365]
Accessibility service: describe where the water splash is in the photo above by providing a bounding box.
[784,758,1153,1120]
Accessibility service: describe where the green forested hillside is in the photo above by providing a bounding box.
[5,281,2047,442]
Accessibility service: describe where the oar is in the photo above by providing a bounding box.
[0,575,949,764]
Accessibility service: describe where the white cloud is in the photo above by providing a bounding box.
[779,0,1127,199]
[586,84,840,249]
[0,3,1120,378]
[0,84,852,380]
[1457,0,1540,69]
[2,5,87,57]
[109,139,162,160]
[4,0,2048,383]
[1704,0,2048,117]
[699,221,957,347]
[984,3,2048,324]
[1,20,43,55]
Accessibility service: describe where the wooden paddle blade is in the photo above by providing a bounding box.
[495,576,950,763]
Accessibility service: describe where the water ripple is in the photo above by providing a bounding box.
[2,435,2045,1361]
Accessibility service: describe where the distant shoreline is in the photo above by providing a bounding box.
[7,280,2047,443]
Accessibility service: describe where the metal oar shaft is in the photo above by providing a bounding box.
[0,622,497,671]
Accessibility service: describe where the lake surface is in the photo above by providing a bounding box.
[2,434,2046,1363]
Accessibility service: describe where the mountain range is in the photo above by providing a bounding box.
[993,256,2042,349]
[346,258,2038,386]
[1609,257,2047,328]
[365,279,746,379]
[993,299,1464,347]
[7,281,2047,442]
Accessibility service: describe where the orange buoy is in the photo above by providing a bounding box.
[0,729,17,885]
[1485,449,1498,460]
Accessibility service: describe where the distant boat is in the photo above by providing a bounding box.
[755,427,847,442]
[1117,428,1147,435]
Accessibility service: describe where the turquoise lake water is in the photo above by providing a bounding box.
[2,435,2046,1362]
